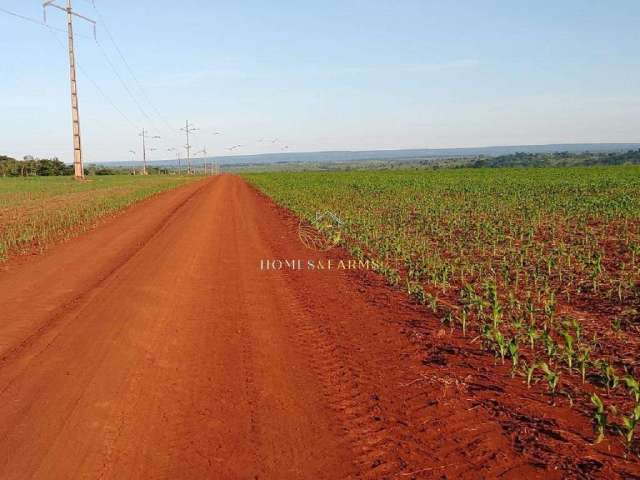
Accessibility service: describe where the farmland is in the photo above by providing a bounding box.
[1,171,639,477]
[0,175,197,260]
[245,165,640,450]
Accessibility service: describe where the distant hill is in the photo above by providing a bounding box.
[92,143,640,169]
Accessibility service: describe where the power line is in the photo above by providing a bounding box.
[0,6,84,36]
[51,4,171,142]
[2,6,138,133]
[3,3,178,162]
[91,1,176,136]
[0,6,46,26]
[25,0,173,139]
[93,38,164,136]
[46,27,139,131]
[79,64,139,130]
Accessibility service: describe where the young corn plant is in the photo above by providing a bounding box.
[566,316,582,343]
[441,309,454,330]
[621,404,640,454]
[526,323,539,351]
[492,329,508,364]
[485,281,502,329]
[591,393,607,444]
[526,360,539,388]
[479,323,493,351]
[538,362,560,396]
[508,337,519,374]
[460,307,469,337]
[426,292,438,313]
[611,317,623,332]
[577,348,591,384]
[541,329,557,359]
[406,280,427,305]
[511,316,524,332]
[624,376,640,404]
[525,296,536,324]
[561,330,575,372]
[596,360,620,393]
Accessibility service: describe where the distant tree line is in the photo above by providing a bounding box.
[85,164,120,176]
[468,149,640,168]
[0,155,134,177]
[0,155,74,177]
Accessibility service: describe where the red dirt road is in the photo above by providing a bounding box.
[0,176,637,479]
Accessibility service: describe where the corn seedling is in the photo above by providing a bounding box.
[526,324,539,350]
[621,404,640,454]
[538,362,560,395]
[612,317,623,332]
[596,360,620,393]
[426,292,438,313]
[577,348,591,384]
[566,316,582,343]
[526,361,539,388]
[460,308,468,337]
[591,393,607,444]
[561,330,575,372]
[508,337,519,373]
[493,329,508,364]
[541,330,557,358]
[624,376,640,404]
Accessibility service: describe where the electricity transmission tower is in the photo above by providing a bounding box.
[181,120,198,174]
[43,0,96,180]
[139,129,160,175]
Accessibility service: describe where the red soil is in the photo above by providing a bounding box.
[0,175,637,479]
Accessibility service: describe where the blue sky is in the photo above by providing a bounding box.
[1,1,639,163]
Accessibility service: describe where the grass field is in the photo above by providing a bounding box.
[245,165,640,446]
[0,175,197,260]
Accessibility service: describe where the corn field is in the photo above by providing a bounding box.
[245,165,640,450]
[0,175,197,260]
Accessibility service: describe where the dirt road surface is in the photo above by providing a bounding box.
[0,176,637,479]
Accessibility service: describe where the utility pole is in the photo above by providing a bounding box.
[167,148,179,175]
[181,120,198,175]
[202,146,208,176]
[196,146,208,176]
[139,129,160,175]
[43,0,96,180]
[140,129,148,175]
[128,150,136,175]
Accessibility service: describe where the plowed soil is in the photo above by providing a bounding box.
[0,175,638,479]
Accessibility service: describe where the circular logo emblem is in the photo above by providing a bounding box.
[298,211,343,251]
